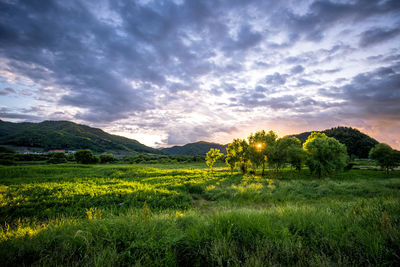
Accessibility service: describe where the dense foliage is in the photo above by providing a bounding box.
[47,152,67,164]
[99,153,117,164]
[369,143,400,174]
[0,120,161,154]
[292,126,379,158]
[122,154,205,164]
[224,130,347,178]
[226,139,250,174]
[303,132,348,178]
[205,148,223,173]
[0,164,399,266]
[75,149,100,164]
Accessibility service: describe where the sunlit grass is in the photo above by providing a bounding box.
[0,163,399,265]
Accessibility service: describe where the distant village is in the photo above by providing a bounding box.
[16,149,77,154]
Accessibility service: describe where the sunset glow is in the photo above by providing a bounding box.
[0,0,399,148]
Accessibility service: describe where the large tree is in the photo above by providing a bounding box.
[303,132,348,178]
[279,137,306,178]
[369,143,399,174]
[248,130,278,176]
[248,130,267,175]
[225,139,250,174]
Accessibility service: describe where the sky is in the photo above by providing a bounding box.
[0,0,399,149]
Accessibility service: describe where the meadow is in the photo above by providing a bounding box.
[0,163,399,266]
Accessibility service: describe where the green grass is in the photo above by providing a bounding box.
[1,163,399,266]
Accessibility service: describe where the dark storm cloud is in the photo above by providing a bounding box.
[320,64,400,118]
[359,27,400,47]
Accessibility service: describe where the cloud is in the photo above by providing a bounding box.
[320,64,400,119]
[0,87,16,96]
[222,24,263,52]
[0,0,399,148]
[166,123,237,145]
[359,27,400,47]
[290,65,305,74]
[0,112,41,121]
[274,0,400,42]
[295,78,320,87]
[265,72,288,85]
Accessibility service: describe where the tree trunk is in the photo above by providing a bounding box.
[261,161,265,176]
[290,165,293,179]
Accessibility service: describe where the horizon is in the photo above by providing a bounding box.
[0,119,385,150]
[0,1,399,149]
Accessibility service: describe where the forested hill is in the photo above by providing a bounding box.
[290,126,379,158]
[0,120,161,154]
[161,141,227,156]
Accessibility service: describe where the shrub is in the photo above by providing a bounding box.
[100,153,116,164]
[75,150,99,164]
[47,152,67,164]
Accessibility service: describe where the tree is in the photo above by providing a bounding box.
[248,131,267,175]
[226,139,250,174]
[75,149,99,164]
[205,148,223,173]
[225,146,237,174]
[47,152,67,164]
[263,131,279,177]
[100,153,117,164]
[247,130,278,176]
[279,137,306,178]
[303,132,348,178]
[369,143,399,174]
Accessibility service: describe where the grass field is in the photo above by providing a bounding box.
[1,163,399,266]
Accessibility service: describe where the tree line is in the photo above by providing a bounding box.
[0,148,207,165]
[206,130,400,177]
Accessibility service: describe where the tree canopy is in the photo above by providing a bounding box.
[303,132,348,178]
[369,143,399,174]
[205,148,223,173]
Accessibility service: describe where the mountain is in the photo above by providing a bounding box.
[0,120,161,154]
[161,141,227,156]
[290,126,379,158]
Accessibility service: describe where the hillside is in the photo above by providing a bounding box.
[0,120,161,154]
[161,141,227,156]
[290,126,379,158]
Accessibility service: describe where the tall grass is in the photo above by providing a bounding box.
[0,163,399,266]
[1,199,399,266]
